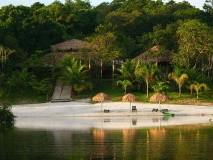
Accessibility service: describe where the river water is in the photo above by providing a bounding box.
[1,116,213,160]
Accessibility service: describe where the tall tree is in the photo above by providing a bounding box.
[204,0,213,25]
[104,10,141,37]
[116,79,133,94]
[93,2,111,24]
[31,2,45,11]
[168,68,188,97]
[190,82,208,99]
[152,81,169,94]
[89,32,121,62]
[0,45,14,74]
[116,59,137,83]
[10,68,32,94]
[176,20,212,70]
[139,21,181,52]
[135,61,158,98]
[30,77,52,96]
[63,0,96,36]
[59,55,93,97]
[204,0,213,13]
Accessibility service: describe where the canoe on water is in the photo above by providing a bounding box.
[162,112,175,117]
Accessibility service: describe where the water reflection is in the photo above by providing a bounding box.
[15,115,213,130]
[1,116,213,160]
[1,123,213,159]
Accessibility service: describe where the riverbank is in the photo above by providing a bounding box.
[12,100,213,117]
[11,100,213,130]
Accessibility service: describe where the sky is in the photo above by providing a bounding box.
[0,0,206,10]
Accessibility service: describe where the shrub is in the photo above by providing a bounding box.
[0,102,16,128]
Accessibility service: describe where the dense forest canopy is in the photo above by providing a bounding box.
[0,0,212,57]
[0,0,212,102]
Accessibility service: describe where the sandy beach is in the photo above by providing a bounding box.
[12,99,213,117]
[11,100,213,130]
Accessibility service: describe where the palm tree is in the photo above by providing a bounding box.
[116,79,133,94]
[190,82,208,99]
[184,68,202,94]
[116,59,137,82]
[0,45,14,74]
[152,81,169,94]
[135,61,158,98]
[10,68,32,94]
[0,74,6,101]
[59,55,93,97]
[6,76,14,97]
[30,76,52,100]
[168,69,188,97]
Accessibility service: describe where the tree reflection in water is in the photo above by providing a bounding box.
[0,122,213,159]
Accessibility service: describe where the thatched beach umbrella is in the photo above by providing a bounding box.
[92,92,111,112]
[122,93,139,111]
[150,93,170,110]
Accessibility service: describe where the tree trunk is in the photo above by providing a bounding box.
[1,58,3,74]
[46,93,49,101]
[7,86,11,97]
[70,85,73,99]
[146,79,149,98]
[190,89,193,95]
[208,55,213,77]
[179,83,181,97]
[21,88,24,95]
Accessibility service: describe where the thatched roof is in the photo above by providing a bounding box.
[51,39,90,52]
[149,93,170,102]
[92,92,111,102]
[42,51,85,65]
[134,45,172,62]
[122,93,139,102]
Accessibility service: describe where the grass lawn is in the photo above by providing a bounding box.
[76,79,213,106]
[1,79,213,106]
[1,87,49,105]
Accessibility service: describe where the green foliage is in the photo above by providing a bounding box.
[115,33,139,59]
[190,82,208,99]
[0,45,14,74]
[139,22,181,52]
[88,32,121,61]
[30,76,52,95]
[0,0,212,104]
[3,87,47,104]
[104,10,141,37]
[0,102,16,128]
[152,81,169,94]
[176,20,211,70]
[116,59,137,82]
[168,68,188,97]
[59,55,93,97]
[8,68,32,95]
[135,61,159,98]
[116,79,133,94]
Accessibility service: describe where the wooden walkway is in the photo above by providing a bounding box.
[51,80,72,102]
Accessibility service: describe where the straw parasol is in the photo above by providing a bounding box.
[149,93,170,102]
[122,93,139,111]
[92,92,111,112]
[150,93,170,110]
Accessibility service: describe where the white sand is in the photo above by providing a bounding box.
[11,100,213,130]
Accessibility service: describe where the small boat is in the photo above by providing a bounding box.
[162,112,175,117]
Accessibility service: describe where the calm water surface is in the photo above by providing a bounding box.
[1,117,213,160]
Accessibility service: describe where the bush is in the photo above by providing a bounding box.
[0,102,16,128]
